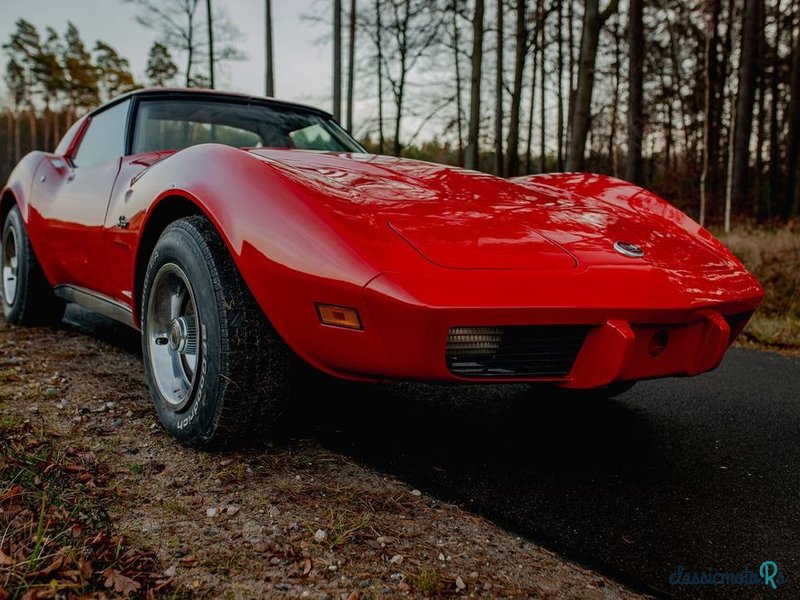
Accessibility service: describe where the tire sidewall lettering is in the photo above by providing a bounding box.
[176,324,208,430]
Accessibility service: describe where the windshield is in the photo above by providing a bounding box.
[132,98,363,154]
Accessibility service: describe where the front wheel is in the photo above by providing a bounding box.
[140,216,291,448]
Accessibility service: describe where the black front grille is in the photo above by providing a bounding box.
[446,325,590,378]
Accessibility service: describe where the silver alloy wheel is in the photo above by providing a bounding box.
[146,262,201,411]
[2,227,18,305]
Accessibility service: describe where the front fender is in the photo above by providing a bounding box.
[123,144,381,362]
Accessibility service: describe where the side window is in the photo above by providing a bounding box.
[72,100,130,167]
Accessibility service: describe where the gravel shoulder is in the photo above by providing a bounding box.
[0,314,647,599]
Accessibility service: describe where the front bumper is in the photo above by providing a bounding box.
[276,265,762,388]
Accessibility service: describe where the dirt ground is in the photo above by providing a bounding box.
[0,315,648,599]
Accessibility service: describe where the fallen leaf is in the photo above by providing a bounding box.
[103,568,141,594]
[179,555,197,567]
[302,557,312,577]
[0,548,13,566]
[0,485,22,502]
[78,559,93,578]
[29,555,65,578]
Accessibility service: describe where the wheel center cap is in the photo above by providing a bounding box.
[168,318,188,352]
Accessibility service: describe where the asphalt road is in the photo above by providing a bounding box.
[65,306,800,599]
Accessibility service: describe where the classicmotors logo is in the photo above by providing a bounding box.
[669,561,786,589]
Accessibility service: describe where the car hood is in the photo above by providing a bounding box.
[248,149,739,273]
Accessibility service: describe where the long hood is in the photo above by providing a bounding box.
[248,149,740,274]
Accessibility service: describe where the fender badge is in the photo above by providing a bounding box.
[613,241,645,258]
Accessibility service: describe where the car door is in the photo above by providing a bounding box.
[31,99,131,297]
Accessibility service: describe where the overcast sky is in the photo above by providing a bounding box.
[0,0,334,109]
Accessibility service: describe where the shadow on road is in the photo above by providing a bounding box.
[288,380,660,482]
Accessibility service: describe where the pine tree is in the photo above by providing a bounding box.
[95,41,139,100]
[146,42,179,87]
[33,28,66,148]
[3,59,26,161]
[3,19,42,149]
[62,22,100,118]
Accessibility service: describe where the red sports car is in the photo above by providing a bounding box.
[1,89,763,447]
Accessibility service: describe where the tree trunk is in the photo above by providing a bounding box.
[376,0,385,154]
[724,101,736,231]
[566,0,576,152]
[391,0,409,158]
[493,0,504,176]
[664,85,674,171]
[767,0,782,218]
[466,0,485,170]
[625,0,644,184]
[5,112,14,164]
[392,75,405,157]
[538,0,546,173]
[668,23,691,164]
[784,12,800,217]
[452,1,465,167]
[186,8,194,86]
[525,17,539,174]
[556,0,564,171]
[346,0,357,131]
[700,0,722,226]
[265,0,275,96]
[53,109,60,148]
[13,112,21,162]
[28,110,37,151]
[753,0,767,219]
[730,0,760,215]
[333,0,343,121]
[206,0,215,88]
[43,105,50,152]
[505,0,527,177]
[565,0,619,172]
[610,22,621,177]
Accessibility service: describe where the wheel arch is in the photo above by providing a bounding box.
[1,189,17,229]
[132,194,206,325]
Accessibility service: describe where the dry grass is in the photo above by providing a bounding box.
[0,424,174,599]
[718,222,800,351]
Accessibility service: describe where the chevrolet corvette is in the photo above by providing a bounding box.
[1,89,763,447]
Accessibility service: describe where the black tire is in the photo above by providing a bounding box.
[140,216,291,448]
[1,205,65,325]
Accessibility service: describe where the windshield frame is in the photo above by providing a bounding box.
[126,92,366,156]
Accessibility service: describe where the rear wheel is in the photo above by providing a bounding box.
[141,216,291,448]
[2,206,65,325]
